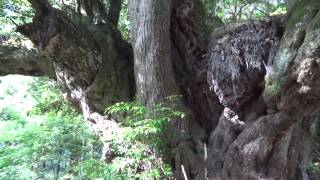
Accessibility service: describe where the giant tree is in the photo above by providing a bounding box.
[0,0,319,179]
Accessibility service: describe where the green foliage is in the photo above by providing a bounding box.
[0,77,102,180]
[0,0,34,46]
[308,157,320,176]
[3,84,17,96]
[0,77,179,179]
[101,99,185,179]
[0,113,101,179]
[0,107,26,125]
[27,77,73,115]
[118,1,130,41]
[74,159,119,179]
[214,0,286,22]
[0,0,33,25]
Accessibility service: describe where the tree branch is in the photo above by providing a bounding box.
[0,45,55,78]
[108,0,122,26]
[28,0,52,16]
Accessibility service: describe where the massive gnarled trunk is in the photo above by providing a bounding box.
[1,0,320,179]
[128,2,210,178]
[204,0,320,179]
[15,0,134,137]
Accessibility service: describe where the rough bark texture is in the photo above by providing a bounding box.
[1,0,319,179]
[207,19,284,113]
[204,1,320,179]
[169,1,224,178]
[128,0,179,107]
[0,45,54,77]
[16,0,134,139]
[128,2,199,177]
[171,0,224,133]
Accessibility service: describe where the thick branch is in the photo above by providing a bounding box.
[0,45,55,77]
[21,0,134,116]
[28,0,52,16]
[108,0,122,26]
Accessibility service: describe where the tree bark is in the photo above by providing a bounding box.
[128,0,179,107]
[108,0,122,26]
[0,0,319,179]
[15,0,134,140]
[0,45,55,77]
[205,1,320,179]
[128,1,193,176]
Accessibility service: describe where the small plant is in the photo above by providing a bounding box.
[0,107,25,124]
[307,151,320,178]
[102,97,186,179]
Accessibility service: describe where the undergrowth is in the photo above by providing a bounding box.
[0,76,184,179]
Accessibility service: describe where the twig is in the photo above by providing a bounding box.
[6,17,19,27]
[204,143,208,179]
[181,165,188,180]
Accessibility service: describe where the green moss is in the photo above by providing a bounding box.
[307,11,320,32]
[71,15,92,32]
[264,47,291,96]
[86,25,133,108]
[194,0,211,34]
[265,75,282,96]
[265,82,281,96]
[267,1,320,97]
[286,0,307,30]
